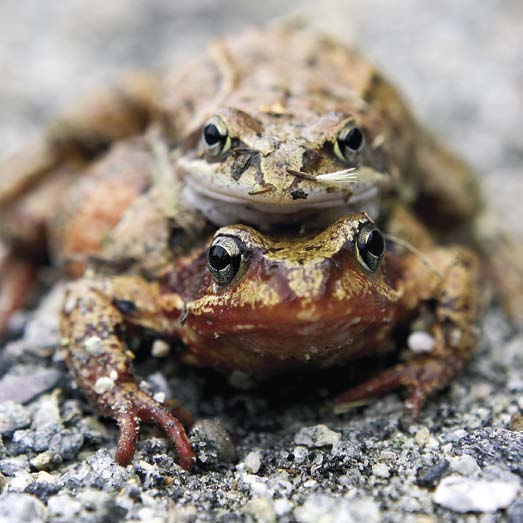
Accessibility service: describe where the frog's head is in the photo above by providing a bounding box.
[177,106,391,229]
[183,214,402,372]
[161,26,417,230]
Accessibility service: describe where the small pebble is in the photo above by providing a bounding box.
[0,493,47,522]
[507,498,523,523]
[93,376,116,394]
[416,459,450,489]
[293,446,309,464]
[0,455,30,476]
[415,426,431,447]
[434,475,519,513]
[372,463,390,478]
[0,402,31,437]
[244,450,262,474]
[153,392,166,403]
[509,413,523,432]
[30,451,60,471]
[84,336,104,356]
[449,455,481,477]
[243,496,276,523]
[190,419,236,465]
[294,424,341,448]
[294,493,380,523]
[151,339,171,358]
[408,331,436,353]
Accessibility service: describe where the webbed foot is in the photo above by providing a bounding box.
[109,384,194,469]
[334,354,464,417]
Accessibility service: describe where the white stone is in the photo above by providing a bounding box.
[434,475,519,513]
[294,493,380,523]
[293,446,308,463]
[408,331,436,353]
[415,426,431,446]
[274,498,293,516]
[84,336,104,356]
[243,496,276,523]
[93,376,115,394]
[450,455,481,477]
[151,339,171,358]
[153,392,165,404]
[244,450,262,474]
[372,463,390,478]
[294,424,341,448]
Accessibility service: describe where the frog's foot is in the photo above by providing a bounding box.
[0,251,36,339]
[334,354,463,417]
[109,384,194,469]
[61,275,193,469]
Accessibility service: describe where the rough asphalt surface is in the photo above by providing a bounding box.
[0,1,522,522]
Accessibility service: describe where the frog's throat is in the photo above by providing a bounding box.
[181,181,380,228]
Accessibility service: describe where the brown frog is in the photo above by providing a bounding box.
[0,22,520,335]
[60,212,480,470]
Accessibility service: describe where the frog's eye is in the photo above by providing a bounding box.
[356,224,385,272]
[208,236,245,285]
[334,122,366,162]
[202,116,231,157]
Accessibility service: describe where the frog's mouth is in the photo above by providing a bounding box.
[181,174,381,227]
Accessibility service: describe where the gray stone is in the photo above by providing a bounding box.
[0,402,31,437]
[190,418,236,467]
[508,498,523,523]
[0,455,30,476]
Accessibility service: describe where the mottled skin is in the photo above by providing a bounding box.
[0,23,520,336]
[60,213,480,470]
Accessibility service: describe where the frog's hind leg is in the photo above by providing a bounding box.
[410,135,523,326]
[472,211,523,327]
[335,245,481,417]
[410,133,482,230]
[61,275,194,469]
[0,249,36,339]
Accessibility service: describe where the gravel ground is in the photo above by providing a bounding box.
[1,1,522,522]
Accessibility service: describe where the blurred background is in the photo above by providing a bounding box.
[1,0,522,235]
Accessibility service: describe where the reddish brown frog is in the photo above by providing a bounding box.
[60,212,480,470]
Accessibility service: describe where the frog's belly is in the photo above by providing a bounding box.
[181,183,380,229]
[180,317,396,376]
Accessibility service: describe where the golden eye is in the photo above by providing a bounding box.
[202,116,231,157]
[356,224,385,272]
[334,122,366,162]
[208,235,245,285]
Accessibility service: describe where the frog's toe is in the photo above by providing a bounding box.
[112,388,194,470]
[133,390,195,471]
[333,356,458,417]
[115,412,140,466]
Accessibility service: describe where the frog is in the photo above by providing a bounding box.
[0,22,520,337]
[60,210,480,470]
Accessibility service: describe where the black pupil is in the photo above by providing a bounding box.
[342,127,363,151]
[366,230,385,257]
[203,123,223,146]
[208,245,231,270]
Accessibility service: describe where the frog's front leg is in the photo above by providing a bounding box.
[60,275,194,469]
[335,246,480,416]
